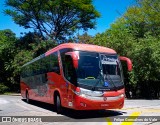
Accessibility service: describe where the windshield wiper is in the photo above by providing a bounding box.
[91,71,104,91]
[104,71,117,91]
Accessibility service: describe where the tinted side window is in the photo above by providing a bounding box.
[60,48,73,76]
[60,48,77,84]
[41,55,50,74]
[49,52,60,74]
[21,52,60,77]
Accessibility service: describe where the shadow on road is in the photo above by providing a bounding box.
[22,99,126,121]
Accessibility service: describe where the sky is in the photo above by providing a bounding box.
[0,0,135,37]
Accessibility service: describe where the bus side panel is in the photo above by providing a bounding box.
[20,76,38,101]
[20,81,27,99]
[64,82,77,109]
[20,78,33,99]
[53,75,68,107]
[22,72,64,105]
[45,72,62,104]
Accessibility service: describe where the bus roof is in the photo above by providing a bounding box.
[46,43,116,56]
[22,43,116,67]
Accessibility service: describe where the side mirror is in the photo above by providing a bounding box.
[65,52,79,69]
[119,56,132,71]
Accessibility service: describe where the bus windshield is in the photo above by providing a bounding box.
[76,51,124,90]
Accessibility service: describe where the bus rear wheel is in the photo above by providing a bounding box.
[26,91,30,104]
[56,95,63,114]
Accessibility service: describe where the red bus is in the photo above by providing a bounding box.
[20,43,132,113]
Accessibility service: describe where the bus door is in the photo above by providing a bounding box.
[59,51,77,107]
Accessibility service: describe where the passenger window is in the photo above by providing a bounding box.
[50,52,60,74]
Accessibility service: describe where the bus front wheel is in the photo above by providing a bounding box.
[56,95,62,114]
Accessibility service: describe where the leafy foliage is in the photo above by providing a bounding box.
[89,0,160,98]
[0,29,17,91]
[5,0,100,41]
[68,32,93,43]
[0,30,56,93]
[0,84,9,94]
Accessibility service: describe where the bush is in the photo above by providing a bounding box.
[0,84,9,94]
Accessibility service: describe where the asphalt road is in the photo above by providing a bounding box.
[0,95,160,125]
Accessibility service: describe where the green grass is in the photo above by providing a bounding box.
[3,92,20,95]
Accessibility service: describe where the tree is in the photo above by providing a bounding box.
[0,29,17,92]
[0,30,57,93]
[124,0,160,38]
[90,0,160,98]
[69,32,93,43]
[5,0,100,41]
[77,32,93,43]
[12,32,57,85]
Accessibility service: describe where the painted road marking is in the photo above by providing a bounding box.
[106,117,113,125]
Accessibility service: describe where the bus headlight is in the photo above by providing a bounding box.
[74,87,86,97]
[120,94,124,98]
[81,94,86,97]
[74,87,103,97]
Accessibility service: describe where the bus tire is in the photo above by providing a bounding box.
[26,91,30,104]
[56,95,62,114]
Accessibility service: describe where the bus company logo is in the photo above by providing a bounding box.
[103,97,107,101]
[2,117,11,122]
[102,56,116,62]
